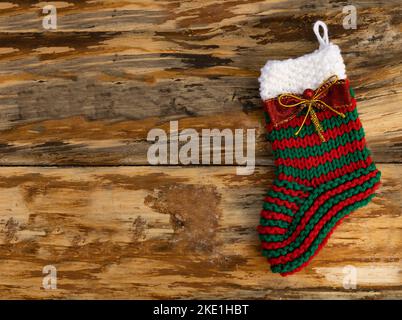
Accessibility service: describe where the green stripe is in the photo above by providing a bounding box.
[273,179,313,192]
[263,170,380,259]
[266,190,304,205]
[259,219,290,228]
[265,86,356,142]
[271,194,376,273]
[262,202,294,216]
[350,86,356,98]
[274,127,365,160]
[278,148,370,179]
[259,163,378,243]
[259,233,284,242]
[268,108,358,141]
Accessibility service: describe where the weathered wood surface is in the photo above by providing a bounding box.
[0,0,400,164]
[0,164,400,299]
[0,1,400,299]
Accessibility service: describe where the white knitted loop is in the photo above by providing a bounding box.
[259,21,346,101]
[313,20,329,48]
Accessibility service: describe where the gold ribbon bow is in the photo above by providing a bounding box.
[277,76,346,142]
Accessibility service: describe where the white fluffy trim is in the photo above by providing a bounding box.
[259,22,347,101]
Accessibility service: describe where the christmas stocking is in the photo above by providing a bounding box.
[257,21,381,276]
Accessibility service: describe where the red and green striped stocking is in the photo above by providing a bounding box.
[257,21,381,276]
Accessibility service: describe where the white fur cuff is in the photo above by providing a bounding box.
[259,22,347,101]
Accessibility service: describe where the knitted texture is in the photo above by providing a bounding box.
[259,44,346,100]
[257,86,381,275]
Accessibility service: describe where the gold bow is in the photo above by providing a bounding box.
[277,76,346,142]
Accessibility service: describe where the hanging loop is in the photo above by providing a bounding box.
[313,20,329,48]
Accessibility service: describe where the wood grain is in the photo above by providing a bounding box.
[0,0,400,165]
[0,164,400,299]
[0,0,400,300]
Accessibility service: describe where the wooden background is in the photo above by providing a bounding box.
[0,0,400,299]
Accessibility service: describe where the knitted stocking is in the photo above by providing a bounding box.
[257,21,381,276]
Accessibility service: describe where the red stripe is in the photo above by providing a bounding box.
[266,99,356,132]
[271,185,309,198]
[272,117,362,151]
[267,181,380,266]
[276,137,366,170]
[260,211,293,223]
[280,216,347,276]
[264,196,299,212]
[257,225,287,235]
[262,169,379,251]
[279,157,373,187]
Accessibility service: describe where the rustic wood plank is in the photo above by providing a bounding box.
[0,0,400,164]
[0,164,400,299]
[0,0,400,300]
